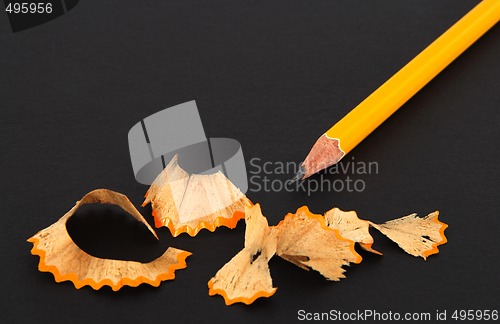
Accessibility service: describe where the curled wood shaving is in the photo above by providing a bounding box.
[143,155,251,237]
[28,189,191,291]
[208,204,361,305]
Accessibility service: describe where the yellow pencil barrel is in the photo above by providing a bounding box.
[325,0,500,154]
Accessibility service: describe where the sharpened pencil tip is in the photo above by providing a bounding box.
[286,165,306,188]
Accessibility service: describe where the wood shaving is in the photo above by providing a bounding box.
[324,207,448,260]
[370,211,448,260]
[143,155,251,237]
[324,207,381,255]
[208,204,361,305]
[28,189,191,291]
[208,204,277,305]
[210,205,448,305]
[275,206,361,280]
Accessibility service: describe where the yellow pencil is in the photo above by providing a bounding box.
[289,0,500,184]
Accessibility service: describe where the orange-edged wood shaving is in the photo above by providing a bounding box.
[369,211,448,260]
[275,206,362,280]
[143,155,251,237]
[209,205,448,305]
[27,189,191,291]
[208,204,277,305]
[324,207,382,255]
[208,204,362,305]
[324,207,448,260]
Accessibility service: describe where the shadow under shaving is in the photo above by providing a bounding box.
[66,204,165,263]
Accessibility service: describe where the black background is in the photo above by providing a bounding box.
[1,0,499,323]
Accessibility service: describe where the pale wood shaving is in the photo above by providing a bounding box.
[209,205,361,305]
[275,207,362,280]
[324,207,381,255]
[208,204,277,305]
[210,205,448,305]
[28,189,191,291]
[369,211,447,260]
[143,155,251,236]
